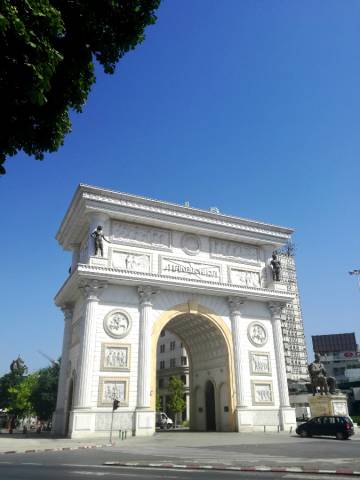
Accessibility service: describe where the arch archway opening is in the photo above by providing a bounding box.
[155,312,233,432]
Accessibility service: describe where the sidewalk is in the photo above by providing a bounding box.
[0,431,110,454]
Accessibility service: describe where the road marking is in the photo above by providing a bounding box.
[284,476,352,480]
[70,472,109,476]
[21,462,42,465]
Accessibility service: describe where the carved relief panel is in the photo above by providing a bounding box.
[101,343,130,371]
[229,268,261,288]
[251,381,274,405]
[249,352,271,375]
[111,250,151,273]
[210,238,259,264]
[111,221,171,250]
[98,377,129,406]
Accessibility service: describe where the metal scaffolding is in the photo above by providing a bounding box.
[276,243,309,381]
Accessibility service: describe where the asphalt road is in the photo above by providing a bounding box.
[0,463,355,480]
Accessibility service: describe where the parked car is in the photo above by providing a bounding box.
[296,415,354,440]
[156,412,174,429]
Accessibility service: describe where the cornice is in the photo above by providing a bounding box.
[54,264,294,306]
[56,184,294,250]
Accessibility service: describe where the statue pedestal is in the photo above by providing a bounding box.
[308,394,348,417]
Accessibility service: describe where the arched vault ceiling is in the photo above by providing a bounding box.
[164,314,228,363]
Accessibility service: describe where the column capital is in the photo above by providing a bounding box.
[227,296,245,316]
[60,303,74,321]
[268,302,286,318]
[138,286,158,306]
[79,280,107,301]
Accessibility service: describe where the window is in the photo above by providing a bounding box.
[160,344,165,353]
[181,356,187,366]
[158,378,164,388]
[160,360,165,369]
[181,375,186,385]
[170,358,176,368]
[160,330,165,337]
[170,341,176,351]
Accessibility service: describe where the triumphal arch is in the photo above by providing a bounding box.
[53,184,297,437]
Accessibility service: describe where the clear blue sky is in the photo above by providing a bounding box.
[1,0,359,375]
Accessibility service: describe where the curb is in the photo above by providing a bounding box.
[103,462,360,476]
[0,443,112,455]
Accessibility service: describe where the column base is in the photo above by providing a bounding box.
[279,406,297,430]
[234,406,296,432]
[134,409,155,436]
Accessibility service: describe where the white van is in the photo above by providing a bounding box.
[156,412,174,429]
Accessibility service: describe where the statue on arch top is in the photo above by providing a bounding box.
[91,225,110,257]
[270,252,281,282]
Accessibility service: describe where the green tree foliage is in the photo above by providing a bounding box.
[30,363,60,421]
[0,358,28,413]
[0,359,60,422]
[0,0,160,174]
[7,374,37,418]
[167,376,186,426]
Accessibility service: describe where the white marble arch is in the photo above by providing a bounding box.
[53,185,297,438]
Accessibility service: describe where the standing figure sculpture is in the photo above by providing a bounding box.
[91,225,109,257]
[270,253,281,282]
[308,353,337,395]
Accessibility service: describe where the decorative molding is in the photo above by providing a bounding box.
[268,302,286,318]
[79,279,107,301]
[83,191,291,239]
[138,285,158,306]
[100,343,131,371]
[251,380,274,405]
[60,304,73,322]
[58,264,294,305]
[98,377,129,407]
[227,296,245,316]
[247,321,268,347]
[103,309,132,339]
[181,233,201,256]
[249,351,271,376]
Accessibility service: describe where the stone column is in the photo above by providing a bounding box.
[53,304,73,435]
[268,302,296,429]
[268,302,289,407]
[227,297,247,409]
[137,286,158,408]
[135,286,158,436]
[76,280,106,408]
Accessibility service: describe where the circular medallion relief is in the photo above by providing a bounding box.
[247,321,268,347]
[103,310,132,339]
[181,233,201,255]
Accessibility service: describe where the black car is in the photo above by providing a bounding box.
[296,415,354,440]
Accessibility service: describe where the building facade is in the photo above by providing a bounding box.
[312,333,360,383]
[156,330,189,422]
[52,184,297,438]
